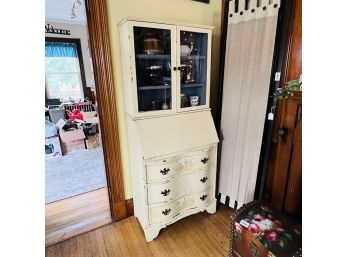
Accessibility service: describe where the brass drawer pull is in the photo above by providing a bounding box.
[200,176,208,183]
[201,157,209,164]
[200,194,207,201]
[161,189,171,196]
[160,168,170,175]
[162,208,171,215]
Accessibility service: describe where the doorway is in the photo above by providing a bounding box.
[45,0,111,246]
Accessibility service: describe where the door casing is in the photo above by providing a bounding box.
[85,0,129,221]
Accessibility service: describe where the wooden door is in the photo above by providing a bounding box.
[263,0,302,221]
[268,93,302,219]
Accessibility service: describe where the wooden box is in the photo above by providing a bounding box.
[230,201,301,257]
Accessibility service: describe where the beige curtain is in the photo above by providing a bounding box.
[219,0,280,208]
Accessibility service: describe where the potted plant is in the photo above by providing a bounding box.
[273,79,302,100]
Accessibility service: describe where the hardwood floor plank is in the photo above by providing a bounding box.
[46,205,234,257]
[45,188,112,246]
[75,232,94,257]
[128,218,155,257]
[118,219,142,257]
[112,221,132,257]
[88,229,109,257]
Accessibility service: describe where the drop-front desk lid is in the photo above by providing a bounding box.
[133,110,219,160]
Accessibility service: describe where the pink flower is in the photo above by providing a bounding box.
[248,223,261,234]
[253,214,265,222]
[265,231,278,242]
[235,224,242,234]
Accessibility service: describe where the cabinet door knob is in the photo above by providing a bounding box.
[173,66,177,71]
[278,127,288,143]
[201,157,209,164]
[200,176,208,183]
[160,168,170,175]
[200,194,207,201]
[161,189,171,196]
[162,208,171,215]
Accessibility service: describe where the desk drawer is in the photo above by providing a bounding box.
[146,147,214,183]
[147,167,212,205]
[148,187,213,224]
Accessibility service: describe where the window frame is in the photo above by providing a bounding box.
[45,37,88,103]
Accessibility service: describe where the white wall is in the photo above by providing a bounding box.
[45,21,95,93]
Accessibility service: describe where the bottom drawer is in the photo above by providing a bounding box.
[148,188,213,224]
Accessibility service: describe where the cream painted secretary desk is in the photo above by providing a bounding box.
[118,17,219,242]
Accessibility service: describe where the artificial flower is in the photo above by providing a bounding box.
[248,223,261,234]
[265,231,278,242]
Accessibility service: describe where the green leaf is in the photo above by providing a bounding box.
[282,232,293,240]
[279,235,288,248]
[260,238,270,249]
[273,79,302,101]
[279,239,285,248]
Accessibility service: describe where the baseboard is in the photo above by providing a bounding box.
[126,198,134,216]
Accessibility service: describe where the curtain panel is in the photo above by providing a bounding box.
[219,0,280,208]
[45,42,78,58]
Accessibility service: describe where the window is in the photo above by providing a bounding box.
[45,39,85,102]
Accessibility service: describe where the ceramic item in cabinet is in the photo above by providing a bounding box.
[181,32,198,55]
[180,94,189,108]
[180,45,193,56]
[190,96,199,106]
[181,62,196,84]
[162,101,169,110]
[144,65,163,85]
[144,33,162,55]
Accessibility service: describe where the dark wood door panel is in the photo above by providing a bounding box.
[284,0,302,82]
[270,95,301,210]
[284,106,302,216]
[263,0,302,221]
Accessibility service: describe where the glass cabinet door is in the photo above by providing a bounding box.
[133,25,175,114]
[178,28,210,110]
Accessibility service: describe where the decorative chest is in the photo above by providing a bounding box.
[230,201,302,257]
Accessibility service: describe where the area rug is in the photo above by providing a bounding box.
[45,147,107,204]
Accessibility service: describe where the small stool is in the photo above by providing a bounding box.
[229,200,301,257]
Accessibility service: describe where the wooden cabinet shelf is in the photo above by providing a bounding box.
[138,85,171,90]
[136,54,171,60]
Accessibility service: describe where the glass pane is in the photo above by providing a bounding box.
[46,57,80,73]
[133,26,172,112]
[179,31,208,108]
[45,57,84,101]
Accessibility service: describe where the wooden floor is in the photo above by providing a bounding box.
[46,187,112,246]
[46,204,233,257]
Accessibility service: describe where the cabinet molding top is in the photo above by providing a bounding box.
[118,17,214,30]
